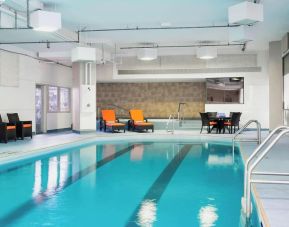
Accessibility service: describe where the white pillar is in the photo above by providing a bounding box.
[72,62,96,133]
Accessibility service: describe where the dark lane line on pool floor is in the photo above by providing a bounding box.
[0,144,136,227]
[126,144,193,227]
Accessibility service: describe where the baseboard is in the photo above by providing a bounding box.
[47,128,72,133]
[72,130,96,134]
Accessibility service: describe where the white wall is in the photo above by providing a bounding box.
[0,50,73,132]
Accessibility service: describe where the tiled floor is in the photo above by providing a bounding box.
[0,129,285,227]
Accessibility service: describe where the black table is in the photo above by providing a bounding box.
[209,117,231,134]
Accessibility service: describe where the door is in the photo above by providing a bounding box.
[35,85,43,134]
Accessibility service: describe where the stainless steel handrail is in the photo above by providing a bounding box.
[242,126,289,220]
[232,120,262,154]
[166,114,175,134]
[177,102,186,122]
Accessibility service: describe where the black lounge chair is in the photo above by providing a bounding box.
[7,113,32,140]
[0,114,16,143]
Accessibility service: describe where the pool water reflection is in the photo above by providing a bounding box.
[0,141,259,226]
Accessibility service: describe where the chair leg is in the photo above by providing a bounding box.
[200,126,203,134]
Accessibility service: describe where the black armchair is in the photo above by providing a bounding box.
[199,112,217,133]
[7,113,32,140]
[224,112,242,133]
[0,114,16,143]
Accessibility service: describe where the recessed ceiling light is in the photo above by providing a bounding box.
[137,48,158,61]
[196,47,217,60]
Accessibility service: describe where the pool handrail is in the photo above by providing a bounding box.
[242,126,289,221]
[232,120,262,154]
[166,114,175,134]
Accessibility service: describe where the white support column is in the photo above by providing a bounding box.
[72,61,96,133]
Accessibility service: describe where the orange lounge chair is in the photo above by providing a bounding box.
[129,109,154,132]
[100,110,126,133]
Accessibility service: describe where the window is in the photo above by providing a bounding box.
[206,77,244,104]
[48,86,71,112]
[60,87,70,112]
[48,86,58,112]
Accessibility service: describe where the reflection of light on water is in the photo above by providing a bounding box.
[130,144,144,161]
[137,200,157,227]
[33,161,42,197]
[59,155,69,188]
[198,205,218,227]
[207,154,233,166]
[46,157,58,195]
[103,144,116,158]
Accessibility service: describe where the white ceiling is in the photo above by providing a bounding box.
[1,0,289,57]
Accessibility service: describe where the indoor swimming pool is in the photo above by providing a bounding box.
[0,140,260,226]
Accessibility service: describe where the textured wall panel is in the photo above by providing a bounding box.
[96,82,205,119]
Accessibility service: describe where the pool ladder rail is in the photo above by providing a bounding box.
[232,119,262,154]
[238,125,289,222]
[166,114,175,134]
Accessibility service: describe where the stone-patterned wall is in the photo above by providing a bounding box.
[96,82,205,119]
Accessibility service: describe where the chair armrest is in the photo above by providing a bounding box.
[6,122,16,126]
[0,122,7,129]
[22,121,32,124]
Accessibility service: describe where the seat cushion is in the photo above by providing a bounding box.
[134,122,153,126]
[23,124,32,128]
[209,121,217,126]
[7,126,16,130]
[106,122,125,127]
[224,122,232,126]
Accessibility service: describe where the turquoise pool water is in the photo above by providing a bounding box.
[0,140,259,226]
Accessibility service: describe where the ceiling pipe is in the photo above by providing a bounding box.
[0,40,79,45]
[120,43,244,50]
[0,47,71,68]
[79,24,242,33]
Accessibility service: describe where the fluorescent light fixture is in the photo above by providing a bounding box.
[137,48,158,61]
[30,10,62,32]
[196,47,217,60]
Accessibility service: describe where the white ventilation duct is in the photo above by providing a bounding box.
[228,1,263,25]
[30,10,62,32]
[71,47,96,63]
[137,48,158,61]
[196,47,217,60]
[229,25,253,43]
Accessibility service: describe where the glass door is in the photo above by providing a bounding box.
[35,85,43,134]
